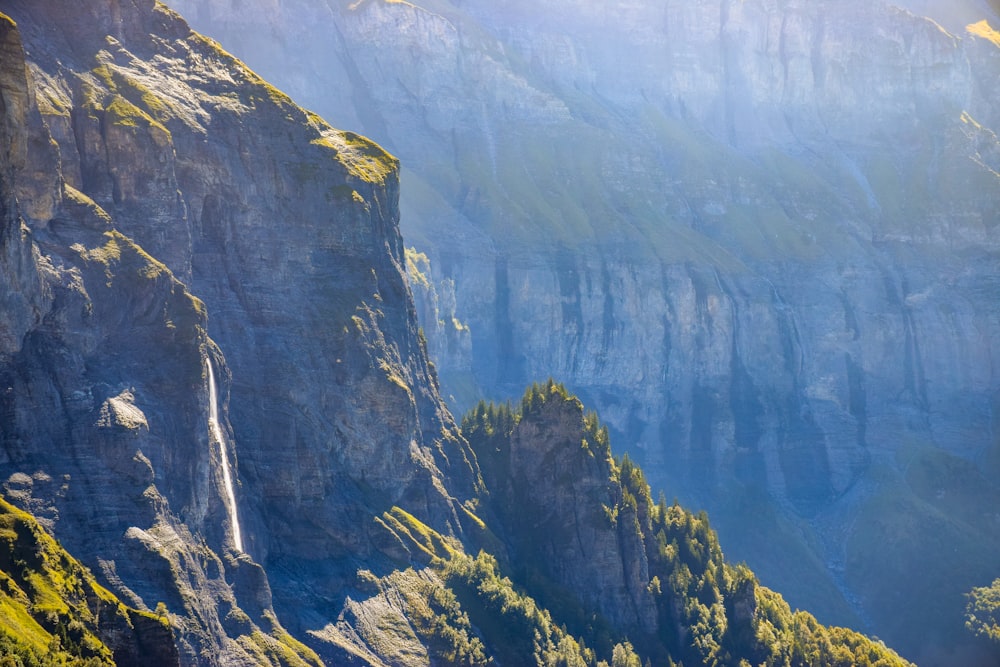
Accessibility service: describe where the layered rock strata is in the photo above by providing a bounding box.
[0,0,479,661]
[165,0,1000,660]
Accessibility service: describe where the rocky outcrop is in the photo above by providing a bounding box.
[473,384,658,634]
[463,383,914,666]
[0,494,178,665]
[0,0,480,662]
[165,0,1000,661]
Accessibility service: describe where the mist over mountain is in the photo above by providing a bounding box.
[0,0,997,664]
[163,0,1000,663]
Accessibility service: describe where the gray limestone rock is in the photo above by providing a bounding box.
[164,0,1000,659]
[0,0,480,661]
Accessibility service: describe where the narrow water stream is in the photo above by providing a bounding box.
[207,358,244,552]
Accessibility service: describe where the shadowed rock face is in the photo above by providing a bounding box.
[480,391,659,634]
[0,0,479,661]
[163,0,1000,660]
[0,0,996,661]
[461,385,916,667]
[0,493,179,665]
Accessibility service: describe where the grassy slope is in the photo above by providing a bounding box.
[0,495,171,664]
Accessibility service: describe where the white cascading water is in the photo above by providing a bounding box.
[207,358,244,552]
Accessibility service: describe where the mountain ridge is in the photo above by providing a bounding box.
[0,0,479,660]
[460,381,916,666]
[163,1,1000,660]
[0,0,994,664]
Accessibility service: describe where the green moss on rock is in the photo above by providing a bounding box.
[0,495,175,664]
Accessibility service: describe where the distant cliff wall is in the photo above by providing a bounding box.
[165,0,999,509]
[166,0,1000,660]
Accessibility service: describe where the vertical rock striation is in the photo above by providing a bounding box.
[165,0,1000,660]
[0,0,479,661]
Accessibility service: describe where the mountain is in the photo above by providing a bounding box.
[0,0,477,661]
[0,0,928,664]
[162,0,1000,661]
[462,381,913,667]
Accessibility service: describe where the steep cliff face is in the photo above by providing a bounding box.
[0,0,479,662]
[470,384,658,634]
[164,0,1000,661]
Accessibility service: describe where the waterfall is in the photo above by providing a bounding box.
[207,357,244,552]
